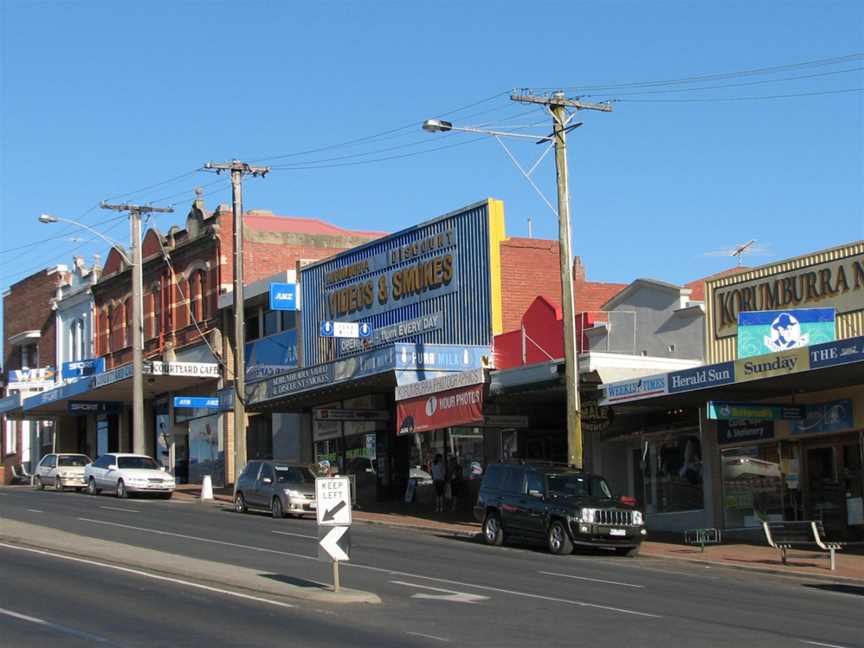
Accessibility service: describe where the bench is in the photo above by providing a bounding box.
[762,520,844,571]
[9,464,31,485]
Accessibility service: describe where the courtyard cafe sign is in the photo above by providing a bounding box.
[713,251,864,338]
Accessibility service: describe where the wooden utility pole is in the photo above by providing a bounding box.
[510,91,612,470]
[202,160,269,481]
[100,202,175,456]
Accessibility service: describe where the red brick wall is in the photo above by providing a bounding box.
[3,267,65,371]
[500,238,563,333]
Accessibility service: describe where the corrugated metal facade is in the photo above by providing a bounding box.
[705,240,864,363]
[301,200,504,366]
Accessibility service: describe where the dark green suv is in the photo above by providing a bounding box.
[474,462,646,556]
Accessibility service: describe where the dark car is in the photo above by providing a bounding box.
[474,462,646,556]
[233,461,317,518]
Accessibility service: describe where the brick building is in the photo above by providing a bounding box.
[1,264,68,484]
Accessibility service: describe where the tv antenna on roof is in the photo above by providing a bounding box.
[731,239,756,265]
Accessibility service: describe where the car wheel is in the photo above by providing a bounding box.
[33,476,43,490]
[272,497,285,519]
[615,546,640,557]
[116,480,128,499]
[87,477,99,495]
[234,492,247,514]
[548,520,573,555]
[55,476,64,492]
[482,512,504,546]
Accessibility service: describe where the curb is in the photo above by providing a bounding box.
[352,515,481,539]
[639,550,864,584]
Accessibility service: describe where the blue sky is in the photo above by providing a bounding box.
[1,1,862,318]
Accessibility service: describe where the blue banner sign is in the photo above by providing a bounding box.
[393,344,489,371]
[173,396,220,409]
[791,399,854,435]
[668,362,734,393]
[708,401,806,421]
[245,329,298,382]
[62,357,106,380]
[808,335,864,369]
[68,400,121,415]
[737,308,836,359]
[269,283,298,311]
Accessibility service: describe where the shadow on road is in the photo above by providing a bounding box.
[262,573,331,590]
[803,583,864,597]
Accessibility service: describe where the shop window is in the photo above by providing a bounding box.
[449,427,484,480]
[263,309,280,337]
[4,420,16,455]
[20,343,37,369]
[190,270,206,322]
[643,433,704,514]
[722,445,785,528]
[281,311,297,332]
[245,308,261,342]
[71,318,85,362]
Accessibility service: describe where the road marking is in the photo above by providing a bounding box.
[26,509,44,513]
[272,530,316,540]
[390,580,489,604]
[801,641,852,648]
[75,517,657,618]
[0,606,122,645]
[78,518,316,561]
[99,506,141,513]
[406,631,451,643]
[348,563,660,618]
[0,543,295,610]
[539,570,644,588]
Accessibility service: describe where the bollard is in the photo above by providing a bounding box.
[200,474,214,501]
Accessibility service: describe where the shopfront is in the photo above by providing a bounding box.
[598,240,864,537]
[246,199,506,502]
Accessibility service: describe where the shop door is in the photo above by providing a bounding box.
[631,448,646,509]
[841,439,863,537]
[806,446,845,533]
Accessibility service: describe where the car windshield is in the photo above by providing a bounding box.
[274,466,315,484]
[58,455,90,467]
[118,456,160,470]
[547,474,613,499]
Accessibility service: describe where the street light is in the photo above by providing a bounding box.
[39,211,144,455]
[423,107,586,468]
[39,214,132,264]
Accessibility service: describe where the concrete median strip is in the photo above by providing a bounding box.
[0,519,380,606]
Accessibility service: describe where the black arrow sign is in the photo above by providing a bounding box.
[322,500,347,523]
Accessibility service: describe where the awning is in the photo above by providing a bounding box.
[245,343,491,412]
[599,336,864,411]
[0,393,23,417]
[23,361,221,416]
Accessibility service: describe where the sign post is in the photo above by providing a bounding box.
[315,476,352,592]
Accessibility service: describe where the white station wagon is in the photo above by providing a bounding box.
[84,453,175,499]
[34,453,92,491]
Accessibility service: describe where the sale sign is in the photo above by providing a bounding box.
[396,383,484,435]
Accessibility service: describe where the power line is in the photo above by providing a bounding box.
[614,86,864,103]
[0,215,128,255]
[102,169,202,202]
[587,66,864,98]
[548,52,864,92]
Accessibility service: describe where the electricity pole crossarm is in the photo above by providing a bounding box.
[510,90,612,471]
[202,159,269,482]
[510,93,614,113]
[99,201,175,457]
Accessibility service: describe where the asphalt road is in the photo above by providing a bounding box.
[2,485,863,648]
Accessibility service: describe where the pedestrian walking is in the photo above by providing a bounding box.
[431,453,446,513]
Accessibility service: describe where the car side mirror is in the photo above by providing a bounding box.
[160,466,166,472]
[528,489,544,499]
[109,464,118,470]
[262,477,273,485]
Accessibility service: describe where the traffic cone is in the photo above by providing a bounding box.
[201,474,214,501]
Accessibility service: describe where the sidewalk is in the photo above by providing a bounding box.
[174,484,864,582]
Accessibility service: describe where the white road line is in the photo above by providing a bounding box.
[272,530,316,540]
[0,606,121,645]
[801,641,852,648]
[78,517,316,561]
[390,580,489,603]
[406,631,451,643]
[99,506,141,513]
[25,509,43,513]
[0,543,295,610]
[75,517,658,618]
[539,570,645,588]
[349,563,660,618]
